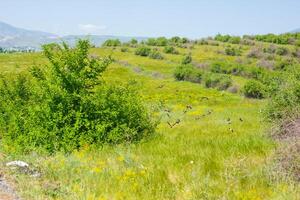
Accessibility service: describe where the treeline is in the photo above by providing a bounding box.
[102,36,190,48]
[214,33,300,46]
[0,47,36,53]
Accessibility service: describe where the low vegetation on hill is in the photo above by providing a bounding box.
[0,34,300,199]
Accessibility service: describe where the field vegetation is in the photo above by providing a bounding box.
[0,33,300,199]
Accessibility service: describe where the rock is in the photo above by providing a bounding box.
[6,161,29,168]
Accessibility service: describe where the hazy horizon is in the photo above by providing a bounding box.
[1,0,300,38]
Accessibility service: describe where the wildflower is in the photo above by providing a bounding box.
[117,156,125,162]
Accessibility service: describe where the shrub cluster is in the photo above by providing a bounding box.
[135,47,163,59]
[174,65,202,83]
[265,81,300,120]
[144,36,189,47]
[202,73,232,90]
[225,46,242,56]
[249,33,300,45]
[242,80,266,99]
[215,34,241,44]
[181,54,192,64]
[163,46,179,54]
[0,40,155,153]
[149,49,164,59]
[102,39,121,47]
[174,65,232,90]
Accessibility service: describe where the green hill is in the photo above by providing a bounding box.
[0,35,299,199]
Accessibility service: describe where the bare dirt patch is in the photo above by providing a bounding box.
[274,118,300,181]
[275,118,300,141]
[0,176,19,200]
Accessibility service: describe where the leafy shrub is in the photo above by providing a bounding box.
[214,34,231,42]
[215,34,241,44]
[203,73,232,90]
[225,46,241,56]
[265,82,300,120]
[276,47,289,56]
[135,47,152,56]
[292,48,300,58]
[163,46,179,54]
[228,36,241,44]
[102,39,121,47]
[0,40,155,153]
[149,49,163,60]
[146,37,168,46]
[121,47,129,52]
[181,54,192,64]
[242,80,266,99]
[174,65,202,83]
[210,61,244,75]
[197,39,209,45]
[130,38,138,45]
[275,58,294,70]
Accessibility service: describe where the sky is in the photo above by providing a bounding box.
[0,0,300,38]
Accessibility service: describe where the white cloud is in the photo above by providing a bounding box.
[78,24,107,34]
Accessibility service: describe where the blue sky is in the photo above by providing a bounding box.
[0,0,299,38]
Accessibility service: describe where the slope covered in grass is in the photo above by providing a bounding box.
[0,38,300,199]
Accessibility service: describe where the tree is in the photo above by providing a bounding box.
[0,40,155,153]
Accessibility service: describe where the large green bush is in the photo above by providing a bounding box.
[102,39,121,47]
[181,54,192,64]
[174,65,202,83]
[135,46,152,56]
[265,82,300,120]
[163,46,179,54]
[149,49,164,60]
[0,40,155,153]
[203,73,232,90]
[242,80,266,99]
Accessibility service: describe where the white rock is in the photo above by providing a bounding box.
[6,160,29,168]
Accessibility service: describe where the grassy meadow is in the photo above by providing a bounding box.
[0,37,300,199]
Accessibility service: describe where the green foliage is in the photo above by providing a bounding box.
[210,61,244,75]
[242,80,266,99]
[149,49,163,60]
[181,54,192,64]
[225,46,241,56]
[163,46,179,54]
[215,34,241,44]
[174,64,232,91]
[102,39,121,47]
[174,64,202,83]
[120,47,129,52]
[251,33,300,45]
[146,37,168,46]
[135,46,152,56]
[0,40,155,153]
[265,81,300,120]
[130,38,138,45]
[203,73,232,90]
[275,47,289,56]
[215,34,231,42]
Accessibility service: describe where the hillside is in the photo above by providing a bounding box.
[0,21,146,49]
[0,35,300,199]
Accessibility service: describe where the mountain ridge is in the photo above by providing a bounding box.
[0,21,146,49]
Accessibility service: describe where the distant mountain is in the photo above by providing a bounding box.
[0,21,58,48]
[0,21,146,49]
[290,28,300,33]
